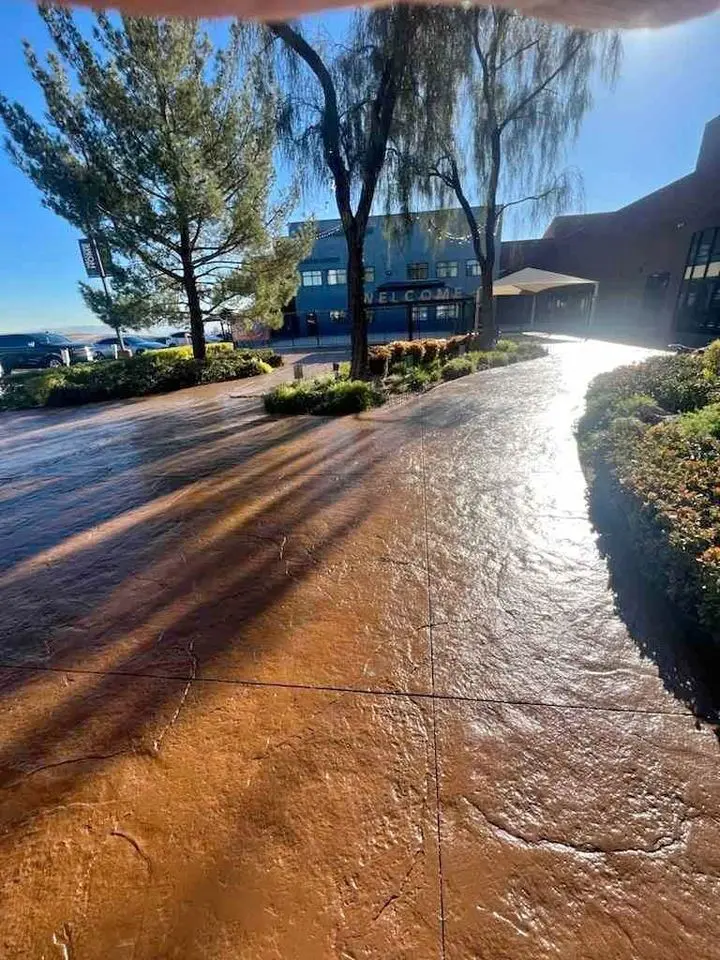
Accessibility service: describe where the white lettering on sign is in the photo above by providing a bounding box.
[404,290,415,302]
[378,292,388,304]
[420,289,432,301]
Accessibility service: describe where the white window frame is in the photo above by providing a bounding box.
[466,259,481,277]
[436,303,459,320]
[301,270,323,287]
[436,260,458,279]
[327,268,347,285]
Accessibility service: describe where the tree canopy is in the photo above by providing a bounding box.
[0,5,309,357]
[390,5,621,345]
[270,5,463,377]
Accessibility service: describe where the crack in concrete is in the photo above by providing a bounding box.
[372,846,423,922]
[465,798,692,860]
[3,750,127,790]
[110,829,153,874]
[151,638,197,755]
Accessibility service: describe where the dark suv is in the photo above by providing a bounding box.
[0,332,95,373]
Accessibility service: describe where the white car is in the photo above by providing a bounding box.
[165,331,227,347]
[93,335,168,358]
[165,331,192,347]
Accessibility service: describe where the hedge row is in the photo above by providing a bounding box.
[0,347,280,410]
[370,336,547,381]
[578,343,720,641]
[264,376,383,416]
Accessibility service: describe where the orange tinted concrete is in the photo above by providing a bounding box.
[1,341,719,958]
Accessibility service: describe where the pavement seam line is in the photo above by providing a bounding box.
[0,662,707,721]
[420,396,447,960]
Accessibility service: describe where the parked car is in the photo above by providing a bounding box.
[165,331,226,347]
[93,335,168,359]
[166,330,192,346]
[0,332,94,373]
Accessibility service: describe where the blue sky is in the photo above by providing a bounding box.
[0,3,718,332]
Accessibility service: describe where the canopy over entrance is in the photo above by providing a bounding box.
[493,267,596,296]
[491,266,599,330]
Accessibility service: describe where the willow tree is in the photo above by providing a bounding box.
[269,7,462,378]
[0,6,307,359]
[392,6,621,346]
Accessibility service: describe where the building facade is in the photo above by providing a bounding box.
[284,208,491,340]
[499,115,720,344]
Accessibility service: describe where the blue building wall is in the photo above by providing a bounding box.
[285,208,494,339]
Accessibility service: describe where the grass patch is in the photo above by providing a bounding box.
[0,347,279,410]
[577,344,720,641]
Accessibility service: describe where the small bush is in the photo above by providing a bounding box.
[368,346,390,377]
[441,357,474,381]
[389,341,409,363]
[264,376,383,416]
[423,339,442,363]
[406,341,425,364]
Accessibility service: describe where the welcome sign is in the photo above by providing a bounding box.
[364,285,467,305]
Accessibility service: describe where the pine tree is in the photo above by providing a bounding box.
[0,5,308,357]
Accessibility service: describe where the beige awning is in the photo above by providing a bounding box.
[493,267,596,296]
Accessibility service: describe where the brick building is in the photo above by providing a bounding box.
[500,115,720,344]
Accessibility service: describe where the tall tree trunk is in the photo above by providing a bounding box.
[348,230,367,380]
[478,128,501,349]
[180,224,205,361]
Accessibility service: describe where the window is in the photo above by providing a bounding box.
[694,229,715,267]
[436,260,458,279]
[411,305,428,323]
[437,304,459,321]
[677,227,720,334]
[363,265,375,283]
[329,310,346,323]
[327,268,346,285]
[407,262,429,281]
[301,270,323,286]
[466,259,481,277]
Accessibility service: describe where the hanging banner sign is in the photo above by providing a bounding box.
[78,238,105,278]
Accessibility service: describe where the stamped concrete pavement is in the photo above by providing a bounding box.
[1,339,718,958]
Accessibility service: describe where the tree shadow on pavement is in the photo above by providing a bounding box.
[0,391,427,842]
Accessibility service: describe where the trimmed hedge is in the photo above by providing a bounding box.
[264,376,383,416]
[578,346,720,641]
[0,347,279,410]
[441,357,474,381]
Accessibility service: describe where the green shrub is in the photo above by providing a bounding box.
[264,376,383,416]
[197,354,271,384]
[675,402,720,439]
[0,346,275,410]
[579,353,720,641]
[441,357,474,381]
[702,339,720,381]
